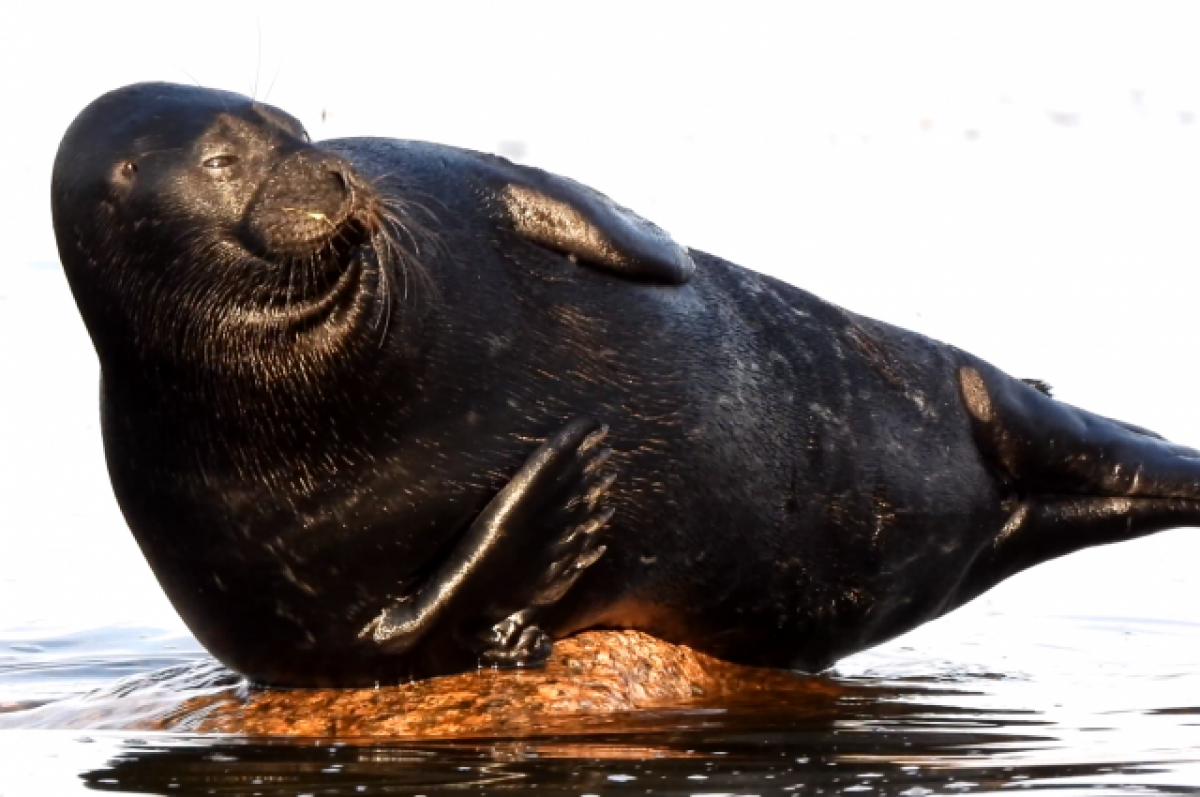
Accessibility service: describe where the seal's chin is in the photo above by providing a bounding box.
[235,218,374,329]
[274,240,367,326]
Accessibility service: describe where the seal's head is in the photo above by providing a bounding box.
[52,83,414,385]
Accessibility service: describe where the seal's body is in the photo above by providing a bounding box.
[53,84,1200,686]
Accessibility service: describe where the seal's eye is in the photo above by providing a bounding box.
[203,155,240,169]
[119,161,137,179]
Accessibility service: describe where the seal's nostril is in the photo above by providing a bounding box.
[244,155,364,260]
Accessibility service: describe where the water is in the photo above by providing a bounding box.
[3,608,1200,793]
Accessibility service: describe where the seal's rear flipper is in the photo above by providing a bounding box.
[478,155,695,285]
[960,363,1200,498]
[956,362,1200,597]
[961,496,1200,600]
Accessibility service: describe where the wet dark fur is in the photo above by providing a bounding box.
[54,84,1200,686]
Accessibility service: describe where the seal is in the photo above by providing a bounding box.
[52,83,1200,687]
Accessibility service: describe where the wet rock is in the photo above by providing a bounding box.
[6,631,850,737]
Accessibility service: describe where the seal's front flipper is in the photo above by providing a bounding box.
[478,488,614,667]
[478,155,694,284]
[956,362,1200,598]
[360,419,615,675]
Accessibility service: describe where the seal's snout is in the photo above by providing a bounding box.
[244,149,366,259]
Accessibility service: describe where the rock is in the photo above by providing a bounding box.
[4,631,855,737]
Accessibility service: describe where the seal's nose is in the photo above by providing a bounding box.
[243,150,360,259]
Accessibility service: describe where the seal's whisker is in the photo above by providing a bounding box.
[374,197,439,309]
[397,236,409,305]
[305,253,317,315]
[370,176,450,220]
[263,55,285,104]
[284,256,297,314]
[373,246,394,347]
[375,214,413,319]
[381,207,424,260]
[383,192,442,245]
[373,180,444,261]
[174,65,205,90]
[366,218,399,342]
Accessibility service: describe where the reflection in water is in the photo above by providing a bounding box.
[63,708,1199,795]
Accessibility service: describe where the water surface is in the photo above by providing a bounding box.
[3,607,1199,794]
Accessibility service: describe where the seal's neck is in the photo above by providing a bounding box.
[97,268,438,496]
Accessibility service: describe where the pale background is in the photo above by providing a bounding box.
[1,2,1198,668]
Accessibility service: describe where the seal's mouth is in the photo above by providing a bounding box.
[221,149,434,346]
[236,150,382,322]
[260,235,368,327]
[272,216,370,301]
